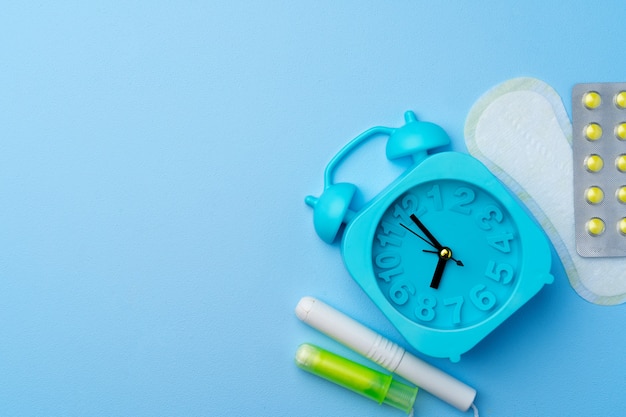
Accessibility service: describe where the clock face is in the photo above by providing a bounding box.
[371,179,522,330]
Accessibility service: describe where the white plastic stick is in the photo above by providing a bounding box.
[295,296,477,411]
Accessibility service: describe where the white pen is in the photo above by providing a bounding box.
[296,296,477,412]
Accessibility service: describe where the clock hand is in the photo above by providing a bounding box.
[430,256,447,289]
[400,223,437,249]
[422,249,464,267]
[409,214,443,250]
[401,217,464,270]
[401,222,465,266]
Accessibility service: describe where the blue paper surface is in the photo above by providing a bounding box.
[1,2,625,416]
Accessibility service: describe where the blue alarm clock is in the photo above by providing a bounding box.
[305,111,554,362]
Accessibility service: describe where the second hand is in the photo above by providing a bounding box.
[400,223,436,249]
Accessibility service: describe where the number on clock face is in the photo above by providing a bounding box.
[371,180,521,330]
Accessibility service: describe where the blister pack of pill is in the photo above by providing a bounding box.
[572,83,626,257]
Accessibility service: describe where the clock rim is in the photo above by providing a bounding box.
[370,178,523,331]
[341,151,553,361]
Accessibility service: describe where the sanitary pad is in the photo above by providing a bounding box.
[465,77,626,305]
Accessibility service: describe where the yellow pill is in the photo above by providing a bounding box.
[616,123,626,140]
[617,155,626,172]
[615,91,626,109]
[619,218,626,235]
[585,154,604,172]
[584,123,603,140]
[586,217,606,236]
[583,91,602,109]
[585,186,604,204]
[617,186,626,204]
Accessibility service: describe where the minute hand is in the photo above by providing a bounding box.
[410,214,443,250]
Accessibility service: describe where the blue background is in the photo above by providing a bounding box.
[1,1,625,416]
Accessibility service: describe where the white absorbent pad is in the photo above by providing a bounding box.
[464,77,626,305]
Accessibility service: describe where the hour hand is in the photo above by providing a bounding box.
[410,214,442,250]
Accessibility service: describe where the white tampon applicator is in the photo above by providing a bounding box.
[296,296,477,412]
